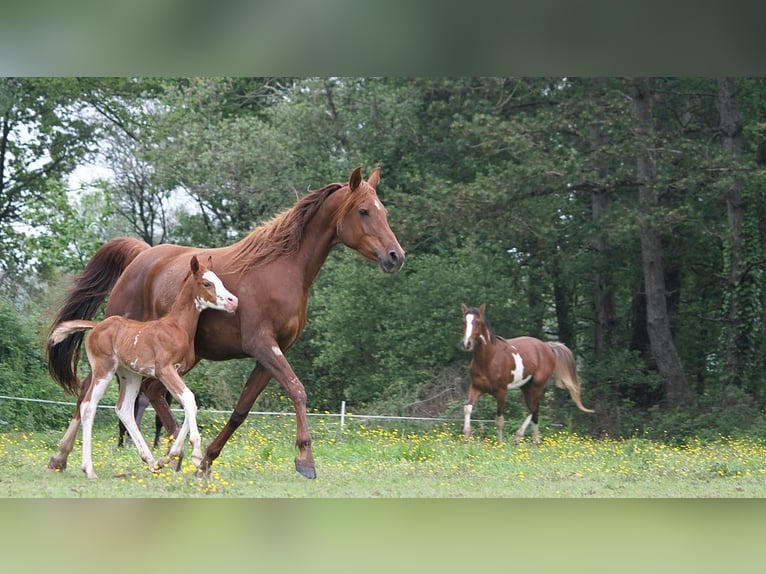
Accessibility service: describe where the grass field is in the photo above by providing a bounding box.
[1,411,765,497]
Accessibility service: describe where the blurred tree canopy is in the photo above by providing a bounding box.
[2,77,765,438]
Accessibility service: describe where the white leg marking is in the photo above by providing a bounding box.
[463,403,473,437]
[515,413,533,441]
[271,345,284,357]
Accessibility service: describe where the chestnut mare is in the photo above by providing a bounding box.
[49,255,238,479]
[47,167,405,479]
[460,304,594,444]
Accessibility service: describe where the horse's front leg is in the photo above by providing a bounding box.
[463,386,482,442]
[156,371,198,470]
[199,363,272,477]
[494,390,507,444]
[143,377,180,452]
[48,373,92,472]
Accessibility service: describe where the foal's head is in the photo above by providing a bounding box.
[335,167,406,273]
[189,255,239,313]
[461,303,490,351]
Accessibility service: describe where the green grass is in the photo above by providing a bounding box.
[1,411,765,497]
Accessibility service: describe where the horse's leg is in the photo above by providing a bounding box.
[48,372,92,472]
[494,390,507,444]
[120,392,149,448]
[80,369,113,479]
[152,390,171,449]
[515,383,544,445]
[463,386,482,442]
[144,377,179,439]
[155,370,200,471]
[115,372,160,472]
[199,363,272,477]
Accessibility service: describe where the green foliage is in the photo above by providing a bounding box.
[0,300,69,430]
[4,77,766,444]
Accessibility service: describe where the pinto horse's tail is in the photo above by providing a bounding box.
[46,237,150,396]
[548,342,595,413]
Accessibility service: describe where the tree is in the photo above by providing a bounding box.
[0,78,96,288]
[630,77,690,407]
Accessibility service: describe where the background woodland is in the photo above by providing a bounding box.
[2,77,765,441]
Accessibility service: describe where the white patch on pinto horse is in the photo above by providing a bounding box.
[507,352,532,390]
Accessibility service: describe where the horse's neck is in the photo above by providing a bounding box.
[162,277,202,337]
[291,192,344,289]
[474,328,498,359]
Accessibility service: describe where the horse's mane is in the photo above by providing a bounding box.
[467,306,501,344]
[229,182,344,275]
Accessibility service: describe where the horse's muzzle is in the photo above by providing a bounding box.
[461,339,474,352]
[379,249,406,273]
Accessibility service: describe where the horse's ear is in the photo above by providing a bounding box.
[190,255,200,274]
[349,166,362,192]
[479,303,486,315]
[367,167,380,188]
[207,255,213,269]
[461,303,468,314]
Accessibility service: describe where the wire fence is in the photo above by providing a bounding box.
[0,394,496,429]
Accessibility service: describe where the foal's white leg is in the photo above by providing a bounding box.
[115,372,160,472]
[514,413,534,444]
[161,374,201,470]
[81,373,112,480]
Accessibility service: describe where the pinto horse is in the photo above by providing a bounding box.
[47,167,405,479]
[460,304,594,444]
[49,255,238,479]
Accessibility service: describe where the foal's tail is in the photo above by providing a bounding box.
[548,342,595,413]
[46,237,150,396]
[49,320,97,346]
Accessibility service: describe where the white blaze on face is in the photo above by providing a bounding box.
[463,313,475,348]
[507,352,532,390]
[374,199,382,211]
[196,270,236,311]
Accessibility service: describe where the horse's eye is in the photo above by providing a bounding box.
[358,208,369,217]
[203,282,212,288]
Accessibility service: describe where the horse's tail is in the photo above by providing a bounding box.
[46,237,150,395]
[548,342,595,413]
[49,320,97,345]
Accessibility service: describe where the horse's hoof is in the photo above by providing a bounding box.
[295,459,317,479]
[48,457,67,471]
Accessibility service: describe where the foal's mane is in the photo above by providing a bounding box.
[229,182,344,275]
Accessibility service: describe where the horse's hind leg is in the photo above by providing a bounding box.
[48,373,92,471]
[116,373,160,473]
[81,370,113,479]
[515,384,543,445]
[494,391,507,443]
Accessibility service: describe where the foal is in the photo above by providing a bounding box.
[460,304,594,444]
[49,255,238,479]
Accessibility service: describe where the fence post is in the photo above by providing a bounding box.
[340,400,346,432]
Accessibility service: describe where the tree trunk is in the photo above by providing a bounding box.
[717,77,747,388]
[630,78,691,407]
[588,78,618,356]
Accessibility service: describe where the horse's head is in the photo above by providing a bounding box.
[336,167,405,273]
[461,303,488,351]
[190,255,239,313]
